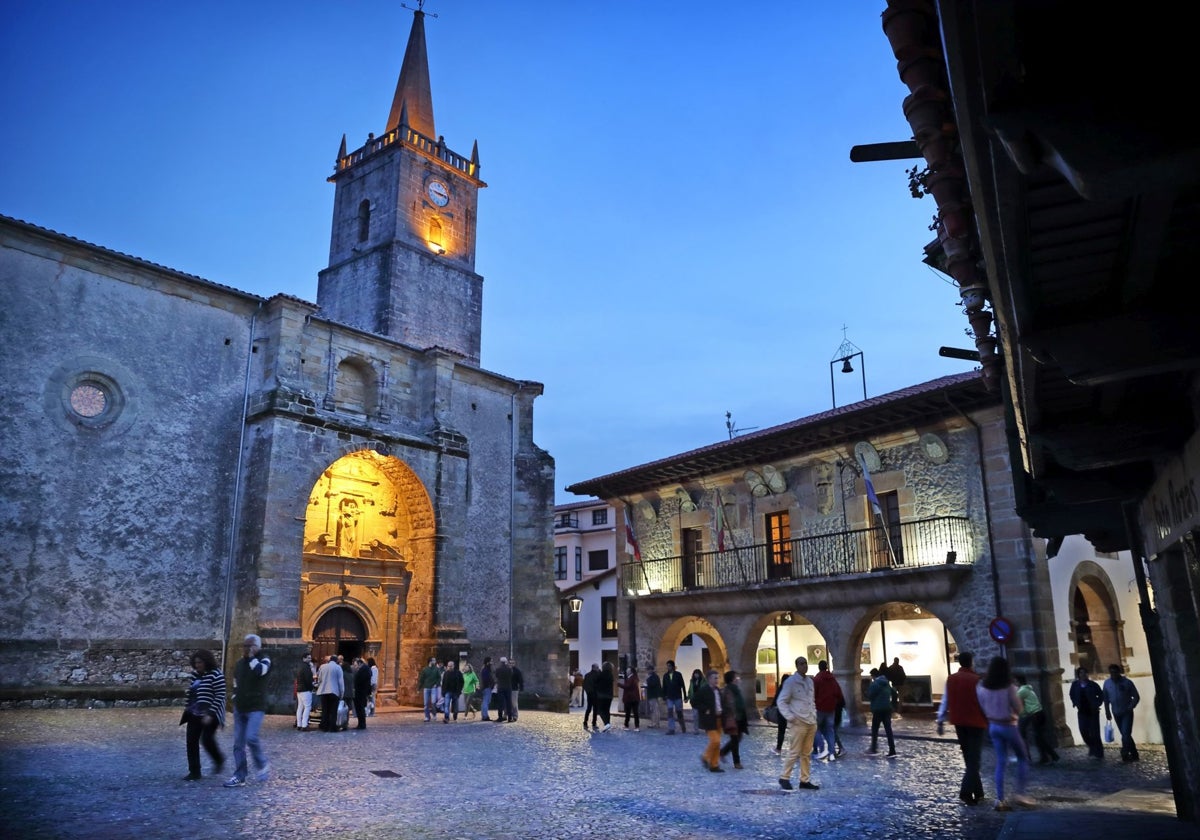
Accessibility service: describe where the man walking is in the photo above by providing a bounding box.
[1103,663,1141,762]
[441,659,464,723]
[887,656,907,716]
[1069,666,1104,759]
[662,660,687,734]
[936,651,988,805]
[479,656,496,721]
[693,669,723,772]
[316,654,344,733]
[644,665,663,728]
[582,663,600,730]
[224,634,271,787]
[777,656,819,791]
[812,660,843,761]
[419,657,442,722]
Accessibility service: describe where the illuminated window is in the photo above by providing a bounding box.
[588,549,609,571]
[554,547,567,580]
[601,597,618,638]
[766,511,792,580]
[592,509,608,526]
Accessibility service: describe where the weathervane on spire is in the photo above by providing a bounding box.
[401,0,437,17]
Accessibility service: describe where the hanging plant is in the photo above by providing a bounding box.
[907,164,931,199]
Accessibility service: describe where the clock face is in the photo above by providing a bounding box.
[426,180,450,207]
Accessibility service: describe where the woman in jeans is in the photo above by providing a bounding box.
[976,657,1033,810]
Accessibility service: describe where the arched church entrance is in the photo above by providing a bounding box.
[299,448,437,706]
[311,606,367,664]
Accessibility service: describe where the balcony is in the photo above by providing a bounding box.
[620,516,974,597]
[555,513,580,530]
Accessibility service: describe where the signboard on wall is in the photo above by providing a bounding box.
[1138,428,1200,556]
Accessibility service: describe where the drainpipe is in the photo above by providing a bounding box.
[944,394,1003,621]
[221,301,263,660]
[509,391,517,661]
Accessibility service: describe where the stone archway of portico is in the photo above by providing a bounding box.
[655,616,730,674]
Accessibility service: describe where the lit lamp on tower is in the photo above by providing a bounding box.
[830,329,867,408]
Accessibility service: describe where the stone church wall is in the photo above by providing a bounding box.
[0,226,259,702]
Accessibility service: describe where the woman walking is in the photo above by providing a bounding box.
[719,671,749,769]
[622,667,642,731]
[180,649,226,781]
[977,657,1033,810]
[594,661,616,731]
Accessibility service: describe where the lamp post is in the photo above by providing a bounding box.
[830,331,867,408]
[567,595,583,613]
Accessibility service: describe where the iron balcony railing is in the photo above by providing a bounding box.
[620,516,974,596]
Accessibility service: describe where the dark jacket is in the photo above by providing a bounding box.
[353,663,373,698]
[662,669,686,701]
[511,666,524,691]
[595,666,615,700]
[442,668,465,695]
[233,654,271,713]
[1070,677,1103,714]
[341,664,355,700]
[582,668,598,697]
[480,664,495,690]
[868,674,897,715]
[721,683,747,734]
[692,681,719,730]
[644,672,662,700]
[621,672,641,705]
[297,662,315,693]
[495,662,513,691]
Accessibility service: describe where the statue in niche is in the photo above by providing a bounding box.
[813,463,835,515]
[336,497,362,558]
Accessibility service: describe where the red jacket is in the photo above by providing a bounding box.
[813,669,844,713]
[944,667,987,728]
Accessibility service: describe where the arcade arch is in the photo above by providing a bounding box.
[1067,562,1125,674]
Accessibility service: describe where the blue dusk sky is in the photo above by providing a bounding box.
[1,2,975,503]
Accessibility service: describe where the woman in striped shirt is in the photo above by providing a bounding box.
[180,649,226,781]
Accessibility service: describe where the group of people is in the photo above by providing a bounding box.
[937,652,1142,811]
[573,660,695,734]
[301,652,376,733]
[422,655,523,723]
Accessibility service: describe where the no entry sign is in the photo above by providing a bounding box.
[989,616,1014,644]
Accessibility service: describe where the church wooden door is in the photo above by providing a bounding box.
[311,606,366,664]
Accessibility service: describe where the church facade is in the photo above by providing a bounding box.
[0,10,561,712]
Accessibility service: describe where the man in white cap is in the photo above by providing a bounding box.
[224,634,272,787]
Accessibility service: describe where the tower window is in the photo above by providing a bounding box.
[357,200,370,243]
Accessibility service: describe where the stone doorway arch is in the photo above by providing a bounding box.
[655,616,730,681]
[311,606,367,664]
[299,448,435,706]
[1068,562,1124,673]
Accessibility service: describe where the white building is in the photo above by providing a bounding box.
[554,500,620,683]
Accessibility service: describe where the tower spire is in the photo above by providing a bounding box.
[386,9,435,139]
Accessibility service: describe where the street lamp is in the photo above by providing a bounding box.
[567,594,583,613]
[830,330,867,408]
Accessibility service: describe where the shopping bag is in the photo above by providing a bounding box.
[1103,720,1115,743]
[337,700,349,730]
[763,704,780,725]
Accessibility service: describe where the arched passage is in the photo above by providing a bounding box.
[847,601,960,711]
[1067,562,1124,673]
[655,616,729,685]
[300,448,435,705]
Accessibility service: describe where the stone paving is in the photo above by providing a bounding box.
[0,707,1181,840]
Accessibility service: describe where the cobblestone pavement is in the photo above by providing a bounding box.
[0,708,1181,840]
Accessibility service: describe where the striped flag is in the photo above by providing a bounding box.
[624,505,642,562]
[856,451,882,515]
[714,488,729,551]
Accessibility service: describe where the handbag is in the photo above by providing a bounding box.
[1104,720,1115,743]
[763,704,781,724]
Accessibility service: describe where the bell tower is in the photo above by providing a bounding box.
[317,8,486,364]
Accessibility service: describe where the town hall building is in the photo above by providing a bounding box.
[0,9,560,711]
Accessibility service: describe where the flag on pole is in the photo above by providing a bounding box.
[624,505,642,562]
[713,488,729,552]
[856,451,882,515]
